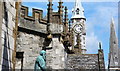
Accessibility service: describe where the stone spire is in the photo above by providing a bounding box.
[108,18,119,69]
[58,0,64,24]
[71,0,86,20]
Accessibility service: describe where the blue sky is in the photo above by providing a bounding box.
[22,1,118,68]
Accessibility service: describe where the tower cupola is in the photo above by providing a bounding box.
[71,0,86,20]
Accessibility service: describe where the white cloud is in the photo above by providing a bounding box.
[53,9,58,12]
[86,5,118,34]
[86,32,100,54]
[85,3,118,68]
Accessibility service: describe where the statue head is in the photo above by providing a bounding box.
[40,50,46,60]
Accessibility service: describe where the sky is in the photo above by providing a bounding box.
[22,1,118,68]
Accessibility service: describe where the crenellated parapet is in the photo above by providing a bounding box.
[19,4,64,35]
[21,5,47,23]
[19,5,48,34]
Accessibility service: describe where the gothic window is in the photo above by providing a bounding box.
[76,8,79,15]
[114,41,116,44]
[115,56,118,65]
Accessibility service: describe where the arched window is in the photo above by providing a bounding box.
[76,8,79,14]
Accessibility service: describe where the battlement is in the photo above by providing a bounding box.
[19,5,64,34]
[19,5,48,34]
[21,5,47,24]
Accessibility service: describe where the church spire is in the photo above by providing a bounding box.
[108,17,119,70]
[110,18,118,47]
[71,0,86,20]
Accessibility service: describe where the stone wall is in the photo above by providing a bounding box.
[0,1,16,70]
[66,54,99,70]
[0,1,3,70]
[98,49,105,70]
[19,18,47,34]
[16,30,45,69]
[46,37,67,69]
[17,5,66,70]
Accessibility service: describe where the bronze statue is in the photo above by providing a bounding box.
[34,50,46,71]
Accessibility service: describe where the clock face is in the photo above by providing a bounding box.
[73,24,83,34]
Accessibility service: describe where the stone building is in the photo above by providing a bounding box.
[0,0,20,70]
[0,0,106,71]
[15,0,105,70]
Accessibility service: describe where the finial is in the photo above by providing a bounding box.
[58,0,64,24]
[75,0,80,7]
[65,6,67,10]
[47,0,53,23]
[58,0,63,10]
[99,42,102,49]
[47,0,53,33]
[111,17,114,25]
[48,0,52,2]
[71,0,86,20]
[60,0,62,2]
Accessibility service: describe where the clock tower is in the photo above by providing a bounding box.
[71,0,86,54]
